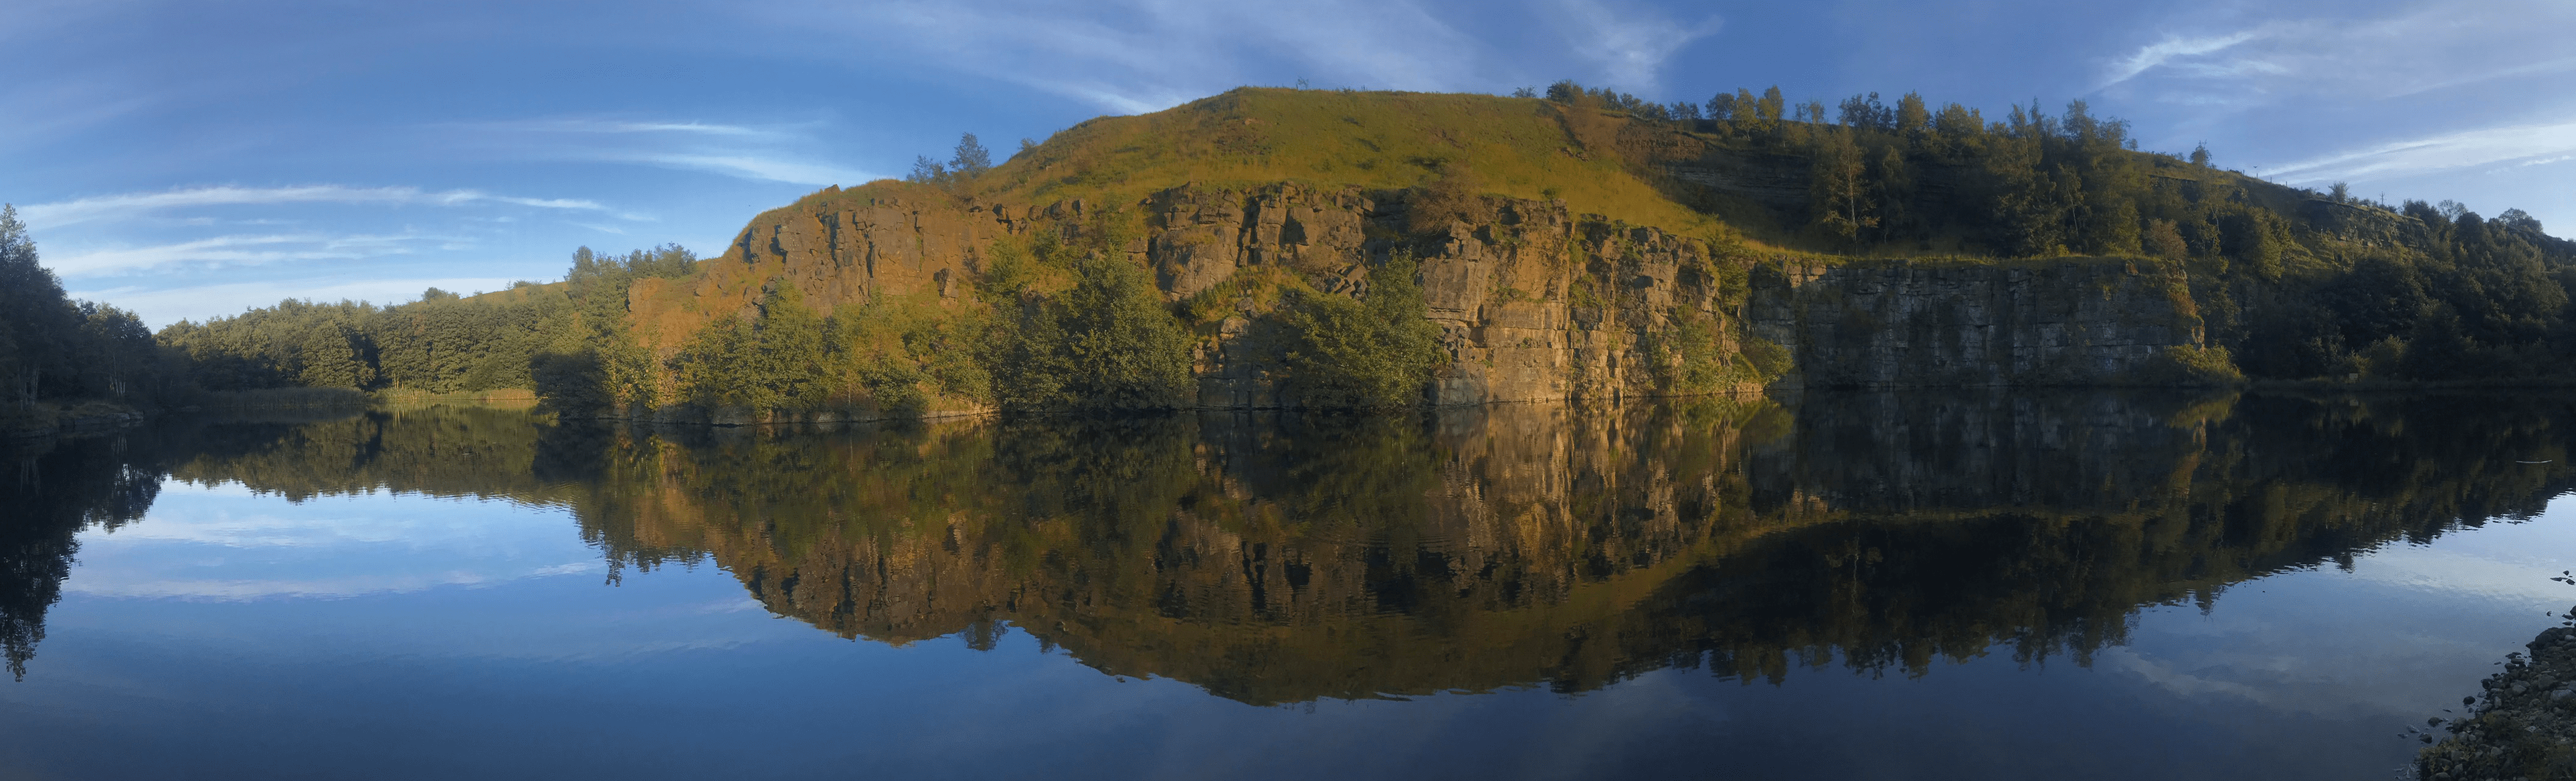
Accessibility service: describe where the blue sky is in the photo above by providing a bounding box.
[5,0,2572,327]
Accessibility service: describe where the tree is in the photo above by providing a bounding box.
[949,133,992,179]
[2189,144,2211,167]
[907,156,947,183]
[1838,92,1892,131]
[2144,219,2189,260]
[0,205,80,411]
[993,254,1194,411]
[1809,131,1875,244]
[1705,91,1737,120]
[1895,92,1930,138]
[1275,252,1447,408]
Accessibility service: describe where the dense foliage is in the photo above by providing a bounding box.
[1550,80,2576,382]
[0,205,185,420]
[157,246,699,404]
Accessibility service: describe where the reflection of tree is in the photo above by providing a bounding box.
[26,392,2576,703]
[1,433,161,679]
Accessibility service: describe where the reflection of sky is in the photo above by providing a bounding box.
[1,481,2571,779]
[65,481,606,600]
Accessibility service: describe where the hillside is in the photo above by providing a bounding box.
[140,85,2576,420]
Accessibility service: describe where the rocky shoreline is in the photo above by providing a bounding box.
[2420,624,2576,780]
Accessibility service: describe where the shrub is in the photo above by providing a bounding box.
[1272,252,1448,407]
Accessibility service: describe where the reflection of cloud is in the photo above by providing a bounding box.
[2265,120,2576,184]
[19,185,616,229]
[64,484,597,600]
[70,573,500,600]
[2098,648,2273,703]
[2343,542,2574,607]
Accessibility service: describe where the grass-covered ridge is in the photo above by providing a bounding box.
[982,88,1723,236]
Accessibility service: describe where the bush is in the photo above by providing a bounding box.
[2139,345,2244,386]
[994,254,1196,411]
[1271,252,1448,408]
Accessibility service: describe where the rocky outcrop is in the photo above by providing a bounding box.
[1745,258,2204,387]
[636,180,2221,410]
[644,182,1746,410]
[1143,184,1731,406]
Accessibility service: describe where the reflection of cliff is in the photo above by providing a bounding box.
[544,392,2576,703]
[24,393,2576,702]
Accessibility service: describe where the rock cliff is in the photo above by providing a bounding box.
[631,181,1756,410]
[1744,258,2205,387]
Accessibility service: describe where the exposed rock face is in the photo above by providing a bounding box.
[1744,258,2203,387]
[1144,184,1731,406]
[637,181,2215,408]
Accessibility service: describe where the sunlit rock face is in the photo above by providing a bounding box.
[648,183,1748,409]
[651,178,2217,412]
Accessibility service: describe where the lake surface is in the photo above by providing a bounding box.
[3,391,2573,780]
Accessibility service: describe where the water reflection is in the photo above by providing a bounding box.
[6,392,2574,705]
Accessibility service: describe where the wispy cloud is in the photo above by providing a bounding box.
[49,232,458,276]
[453,116,879,186]
[769,0,1492,114]
[470,118,776,137]
[2100,1,2576,103]
[2266,119,2576,183]
[2097,29,2269,90]
[19,185,618,230]
[632,154,877,186]
[1543,0,1722,92]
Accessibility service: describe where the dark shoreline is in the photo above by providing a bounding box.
[2421,624,2576,779]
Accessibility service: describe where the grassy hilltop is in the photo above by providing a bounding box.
[30,84,2571,420]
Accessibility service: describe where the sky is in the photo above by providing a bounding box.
[4,0,2572,328]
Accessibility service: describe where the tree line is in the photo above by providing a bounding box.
[0,205,185,419]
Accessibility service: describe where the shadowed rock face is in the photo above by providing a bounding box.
[18,393,2575,703]
[1745,260,2204,387]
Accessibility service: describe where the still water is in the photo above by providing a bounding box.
[3,392,2573,779]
